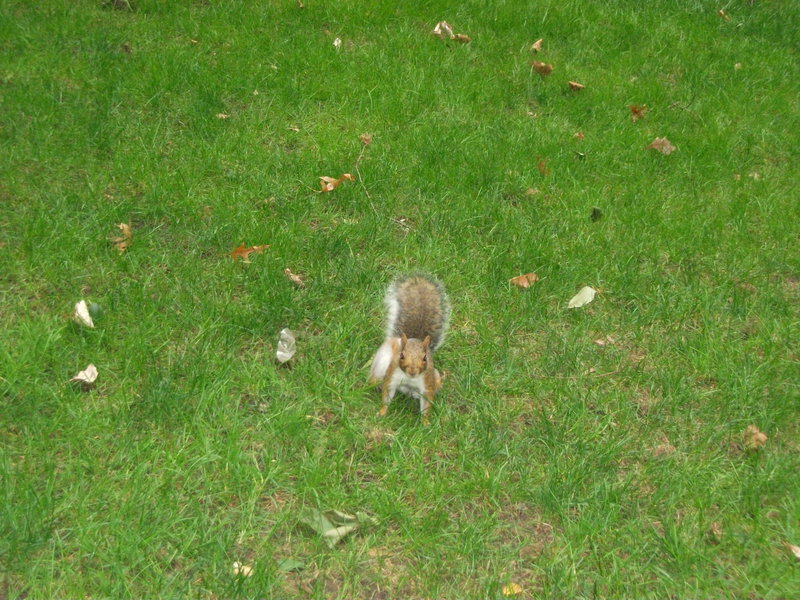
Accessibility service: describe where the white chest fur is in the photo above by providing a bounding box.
[388,368,426,400]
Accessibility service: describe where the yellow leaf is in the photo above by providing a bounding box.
[530,38,543,52]
[110,223,132,253]
[502,582,523,596]
[568,80,585,91]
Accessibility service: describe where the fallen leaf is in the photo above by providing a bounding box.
[230,243,269,262]
[359,133,372,146]
[734,62,742,70]
[568,286,596,309]
[110,223,132,253]
[654,441,676,457]
[629,104,647,122]
[525,187,540,196]
[532,61,553,77]
[299,508,377,548]
[718,9,730,21]
[502,582,523,596]
[73,300,95,328]
[232,562,253,577]
[743,425,767,450]
[319,173,354,192]
[784,542,800,561]
[454,33,471,43]
[70,364,98,389]
[590,206,603,221]
[432,21,455,39]
[333,37,342,49]
[573,131,585,140]
[646,137,676,155]
[568,80,585,91]
[536,157,550,176]
[216,113,230,119]
[593,335,616,346]
[707,522,723,545]
[276,558,305,572]
[510,273,539,288]
[276,328,296,364]
[747,171,761,181]
[530,38,543,52]
[284,268,306,288]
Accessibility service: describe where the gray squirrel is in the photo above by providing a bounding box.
[369,274,450,423]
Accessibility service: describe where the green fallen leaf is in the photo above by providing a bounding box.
[276,558,305,572]
[299,508,377,548]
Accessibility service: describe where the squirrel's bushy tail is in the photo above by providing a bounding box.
[385,274,450,350]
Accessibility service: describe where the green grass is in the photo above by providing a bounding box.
[2,0,799,598]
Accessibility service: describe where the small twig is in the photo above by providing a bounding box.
[354,142,379,216]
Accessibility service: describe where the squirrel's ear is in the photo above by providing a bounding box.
[422,335,431,348]
[400,333,408,349]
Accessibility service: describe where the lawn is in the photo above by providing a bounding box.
[1,0,799,598]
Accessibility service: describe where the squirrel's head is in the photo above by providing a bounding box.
[398,333,431,377]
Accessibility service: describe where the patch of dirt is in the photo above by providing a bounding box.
[496,503,555,560]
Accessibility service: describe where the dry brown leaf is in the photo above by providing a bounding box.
[216,113,230,119]
[530,38,543,52]
[110,223,132,253]
[502,582,523,596]
[284,268,306,288]
[743,424,767,450]
[510,272,539,288]
[536,157,550,176]
[784,542,800,561]
[654,442,676,457]
[593,335,617,347]
[629,104,647,122]
[568,80,585,91]
[230,243,269,262]
[573,131,585,140]
[359,133,372,146]
[532,61,553,77]
[454,33,471,43]
[718,9,730,21]
[646,137,676,155]
[319,173,354,192]
[707,522,723,545]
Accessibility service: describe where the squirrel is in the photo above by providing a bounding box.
[369,274,450,423]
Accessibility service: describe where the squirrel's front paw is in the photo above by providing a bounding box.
[377,405,389,417]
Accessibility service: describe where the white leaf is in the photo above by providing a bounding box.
[785,542,800,561]
[568,286,596,309]
[70,364,98,387]
[232,561,253,577]
[333,37,342,49]
[73,300,95,328]
[432,21,455,39]
[276,328,296,363]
